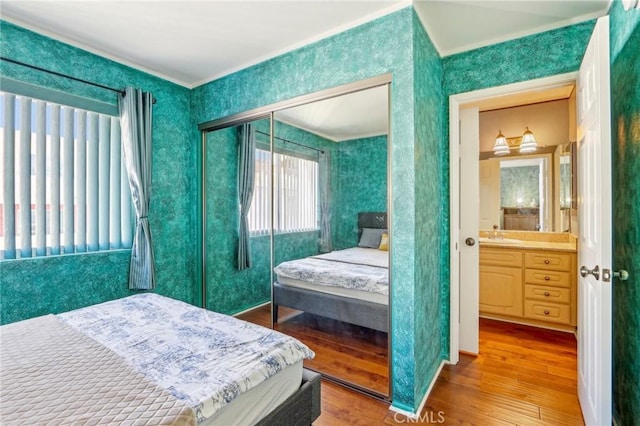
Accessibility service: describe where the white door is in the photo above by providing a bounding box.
[459,107,480,354]
[577,16,612,426]
[479,159,500,230]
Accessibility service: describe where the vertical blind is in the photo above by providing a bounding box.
[248,148,318,235]
[0,91,133,259]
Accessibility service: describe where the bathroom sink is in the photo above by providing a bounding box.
[479,237,522,245]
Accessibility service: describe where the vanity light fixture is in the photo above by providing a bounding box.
[519,127,537,154]
[493,127,538,156]
[493,130,510,156]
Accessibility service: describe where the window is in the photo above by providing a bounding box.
[248,148,318,235]
[0,91,133,259]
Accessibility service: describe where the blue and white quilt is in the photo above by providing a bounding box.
[58,293,314,423]
[274,247,389,295]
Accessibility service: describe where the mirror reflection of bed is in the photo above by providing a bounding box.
[273,213,389,395]
[269,86,390,397]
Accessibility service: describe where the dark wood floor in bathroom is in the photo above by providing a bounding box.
[237,309,584,425]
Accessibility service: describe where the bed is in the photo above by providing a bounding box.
[273,212,389,333]
[0,293,321,426]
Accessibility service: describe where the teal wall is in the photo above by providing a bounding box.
[412,11,447,407]
[332,135,388,250]
[500,166,540,207]
[443,20,596,95]
[192,8,444,411]
[0,21,196,324]
[610,3,640,424]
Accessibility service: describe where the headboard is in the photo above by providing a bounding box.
[357,212,388,239]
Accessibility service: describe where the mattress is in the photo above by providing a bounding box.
[57,293,314,424]
[274,247,389,295]
[277,276,388,305]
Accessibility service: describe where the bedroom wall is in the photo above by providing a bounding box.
[610,2,640,423]
[332,135,388,250]
[0,21,196,324]
[191,7,444,412]
[412,10,447,406]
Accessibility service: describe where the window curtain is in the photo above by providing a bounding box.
[318,150,332,253]
[237,123,256,270]
[118,87,155,290]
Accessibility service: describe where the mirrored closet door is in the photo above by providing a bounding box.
[199,76,391,399]
[270,85,390,397]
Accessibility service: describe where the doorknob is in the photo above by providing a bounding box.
[602,268,630,282]
[465,237,476,246]
[580,265,600,280]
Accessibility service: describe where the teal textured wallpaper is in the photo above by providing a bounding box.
[500,166,540,207]
[610,3,640,424]
[333,135,388,250]
[0,21,195,324]
[412,10,446,405]
[443,20,596,96]
[192,8,437,410]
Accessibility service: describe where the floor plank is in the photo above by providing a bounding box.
[237,309,584,425]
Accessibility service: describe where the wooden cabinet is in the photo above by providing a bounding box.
[479,246,576,331]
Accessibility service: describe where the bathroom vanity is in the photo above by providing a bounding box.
[479,231,577,332]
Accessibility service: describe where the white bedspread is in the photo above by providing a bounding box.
[312,247,388,268]
[58,293,314,424]
[274,247,389,295]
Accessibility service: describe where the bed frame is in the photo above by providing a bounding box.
[258,369,321,426]
[273,212,389,333]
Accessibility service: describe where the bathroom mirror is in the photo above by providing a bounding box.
[479,143,575,233]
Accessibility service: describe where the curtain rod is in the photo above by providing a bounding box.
[256,130,324,154]
[0,57,156,104]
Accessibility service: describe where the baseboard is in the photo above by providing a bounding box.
[389,360,446,419]
[232,301,270,317]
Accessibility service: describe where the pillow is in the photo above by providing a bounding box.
[358,228,387,249]
[378,232,389,251]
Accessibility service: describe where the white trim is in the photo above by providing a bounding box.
[448,72,578,364]
[388,360,446,418]
[191,1,412,88]
[232,301,270,317]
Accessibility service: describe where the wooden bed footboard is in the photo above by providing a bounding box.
[256,369,321,426]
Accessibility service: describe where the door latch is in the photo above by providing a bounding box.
[603,268,629,282]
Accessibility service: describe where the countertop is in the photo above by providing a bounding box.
[479,239,576,253]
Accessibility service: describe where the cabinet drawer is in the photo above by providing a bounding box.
[524,300,571,324]
[524,284,570,304]
[524,269,571,288]
[524,252,571,271]
[480,249,523,267]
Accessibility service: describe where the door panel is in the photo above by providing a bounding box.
[577,16,612,426]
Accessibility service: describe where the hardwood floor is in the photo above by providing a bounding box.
[238,304,389,395]
[238,308,584,425]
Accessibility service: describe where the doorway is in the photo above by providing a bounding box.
[449,72,580,363]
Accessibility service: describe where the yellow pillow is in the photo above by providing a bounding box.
[378,232,389,251]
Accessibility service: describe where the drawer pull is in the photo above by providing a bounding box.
[544,310,550,315]
[544,259,550,264]
[544,276,550,281]
[544,291,550,297]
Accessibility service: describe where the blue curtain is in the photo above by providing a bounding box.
[318,150,332,253]
[118,87,155,290]
[237,123,256,270]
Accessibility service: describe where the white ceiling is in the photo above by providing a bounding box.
[0,1,609,141]
[276,85,388,142]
